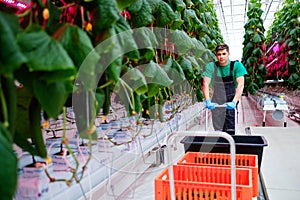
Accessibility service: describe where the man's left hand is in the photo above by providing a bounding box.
[225,101,236,110]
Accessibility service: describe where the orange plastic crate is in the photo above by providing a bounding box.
[155,164,252,200]
[177,152,259,197]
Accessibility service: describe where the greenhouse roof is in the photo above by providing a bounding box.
[213,0,284,60]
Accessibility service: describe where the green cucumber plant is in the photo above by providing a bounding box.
[241,0,267,94]
[0,0,139,198]
[0,0,225,199]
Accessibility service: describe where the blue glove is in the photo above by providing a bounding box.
[225,101,236,110]
[205,99,215,110]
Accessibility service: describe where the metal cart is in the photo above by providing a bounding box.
[165,131,237,200]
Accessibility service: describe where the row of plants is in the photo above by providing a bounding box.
[241,0,268,95]
[265,0,300,90]
[0,0,224,199]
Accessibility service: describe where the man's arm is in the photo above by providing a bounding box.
[202,76,211,100]
[233,76,244,103]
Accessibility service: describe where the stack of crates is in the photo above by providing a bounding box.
[155,152,258,200]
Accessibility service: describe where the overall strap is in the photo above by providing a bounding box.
[229,61,235,75]
[214,61,235,77]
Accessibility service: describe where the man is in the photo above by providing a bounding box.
[202,43,248,135]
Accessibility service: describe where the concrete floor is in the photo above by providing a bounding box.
[252,126,300,200]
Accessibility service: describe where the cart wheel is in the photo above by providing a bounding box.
[284,122,287,127]
[262,122,265,127]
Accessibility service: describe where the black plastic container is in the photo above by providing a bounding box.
[180,135,268,172]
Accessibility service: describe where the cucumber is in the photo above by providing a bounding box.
[29,98,47,158]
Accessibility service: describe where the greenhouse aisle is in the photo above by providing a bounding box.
[251,126,300,200]
[116,95,300,200]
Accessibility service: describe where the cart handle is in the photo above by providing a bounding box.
[214,104,226,107]
[166,131,236,200]
[205,105,237,134]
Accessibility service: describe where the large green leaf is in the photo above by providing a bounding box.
[17,24,75,72]
[289,59,297,66]
[163,58,186,84]
[133,27,158,61]
[288,40,296,47]
[258,64,266,72]
[94,28,123,84]
[246,30,254,35]
[289,27,300,36]
[117,68,148,95]
[204,34,213,48]
[33,80,68,118]
[170,11,184,30]
[77,28,117,91]
[245,18,260,28]
[91,0,120,33]
[142,61,173,88]
[184,9,200,26]
[204,12,213,25]
[0,123,17,200]
[53,23,99,70]
[183,9,193,32]
[106,57,123,82]
[186,55,201,74]
[116,0,138,10]
[253,33,262,43]
[288,73,299,86]
[131,0,153,28]
[133,27,158,48]
[253,48,263,57]
[168,30,195,55]
[148,0,161,13]
[199,37,208,48]
[102,31,123,83]
[180,57,195,80]
[247,82,259,95]
[244,42,254,57]
[246,56,258,66]
[0,12,27,74]
[156,1,177,27]
[288,50,296,55]
[114,17,140,61]
[127,0,143,13]
[175,0,186,11]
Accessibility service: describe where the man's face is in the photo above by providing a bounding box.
[216,49,230,66]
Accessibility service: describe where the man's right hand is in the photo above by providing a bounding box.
[205,99,216,110]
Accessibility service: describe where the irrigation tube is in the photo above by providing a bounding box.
[166,131,236,200]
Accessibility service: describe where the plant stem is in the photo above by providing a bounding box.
[99,79,114,89]
[0,77,9,127]
[61,107,80,182]
[119,78,135,112]
[16,8,31,18]
[57,3,76,10]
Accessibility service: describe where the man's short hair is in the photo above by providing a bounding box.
[215,43,229,53]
